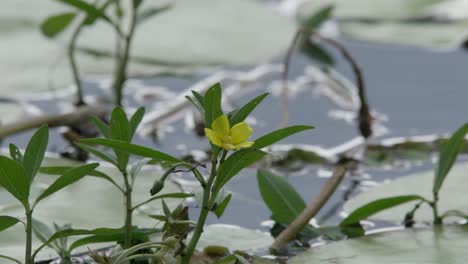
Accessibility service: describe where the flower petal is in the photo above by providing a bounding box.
[212,115,230,138]
[233,141,254,150]
[230,121,253,144]
[205,128,222,147]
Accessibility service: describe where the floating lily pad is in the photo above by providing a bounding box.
[0,0,295,97]
[289,225,468,264]
[195,224,273,252]
[299,0,468,49]
[344,163,468,223]
[0,157,183,261]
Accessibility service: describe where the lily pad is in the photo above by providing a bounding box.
[0,0,295,97]
[289,226,468,264]
[299,0,468,49]
[344,163,468,223]
[195,224,273,252]
[0,157,183,261]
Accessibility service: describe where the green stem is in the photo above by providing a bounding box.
[123,171,133,249]
[432,193,442,225]
[68,18,86,106]
[112,1,138,106]
[25,207,33,264]
[183,149,219,264]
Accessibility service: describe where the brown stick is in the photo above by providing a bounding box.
[271,161,351,250]
[0,105,107,139]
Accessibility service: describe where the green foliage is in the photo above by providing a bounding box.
[253,125,314,149]
[434,123,468,195]
[340,195,425,227]
[257,170,306,224]
[0,126,100,264]
[0,216,20,233]
[214,148,267,193]
[203,83,224,128]
[228,93,268,126]
[41,12,76,38]
[53,0,111,24]
[300,5,334,30]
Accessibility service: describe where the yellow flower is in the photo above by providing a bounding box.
[205,115,254,150]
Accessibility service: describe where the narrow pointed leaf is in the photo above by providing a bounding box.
[54,0,111,23]
[215,148,267,191]
[35,163,99,204]
[340,195,425,227]
[434,123,468,194]
[214,193,232,218]
[253,125,313,149]
[229,93,268,126]
[203,83,223,128]
[23,125,49,181]
[300,5,334,29]
[257,170,306,224]
[0,216,20,232]
[129,107,145,138]
[0,156,30,206]
[75,143,117,166]
[91,116,110,138]
[110,107,131,169]
[80,138,181,163]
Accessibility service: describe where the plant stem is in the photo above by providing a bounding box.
[69,16,87,106]
[432,193,442,225]
[112,2,138,106]
[123,171,133,249]
[25,207,33,264]
[183,150,219,264]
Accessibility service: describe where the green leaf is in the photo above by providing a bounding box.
[153,193,193,199]
[54,0,111,24]
[214,193,232,218]
[300,39,334,66]
[148,214,166,221]
[40,12,76,38]
[23,125,49,182]
[68,228,159,252]
[39,166,122,192]
[0,156,30,206]
[110,107,131,170]
[80,138,181,164]
[75,143,117,166]
[35,163,99,204]
[129,107,145,138]
[9,144,23,164]
[340,195,425,227]
[215,148,267,191]
[257,169,306,224]
[186,95,205,114]
[162,200,172,219]
[229,93,268,126]
[434,123,468,194]
[253,125,314,149]
[192,90,205,108]
[91,116,110,138]
[203,83,223,128]
[0,216,20,233]
[300,5,334,30]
